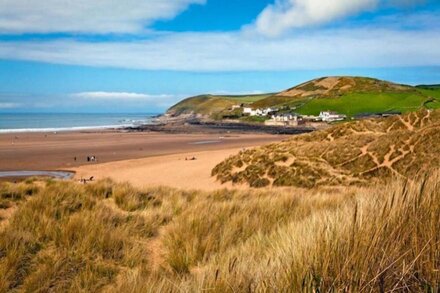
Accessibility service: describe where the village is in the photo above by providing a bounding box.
[236,105,347,126]
[227,104,402,127]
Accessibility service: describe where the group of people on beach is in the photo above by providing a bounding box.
[73,156,97,162]
[87,155,97,162]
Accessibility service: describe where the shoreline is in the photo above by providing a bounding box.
[0,116,317,136]
[0,113,160,134]
[0,125,131,134]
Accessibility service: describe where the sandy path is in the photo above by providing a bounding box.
[73,148,245,191]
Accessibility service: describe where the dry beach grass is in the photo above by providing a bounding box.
[213,109,440,188]
[0,172,439,292]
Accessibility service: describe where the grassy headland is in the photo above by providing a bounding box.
[167,94,272,118]
[167,77,440,120]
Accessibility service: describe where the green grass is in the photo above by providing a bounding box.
[295,91,428,116]
[250,95,307,109]
[416,88,440,109]
[221,94,273,103]
[239,116,270,123]
[167,94,271,117]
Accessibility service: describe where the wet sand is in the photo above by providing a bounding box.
[0,130,283,171]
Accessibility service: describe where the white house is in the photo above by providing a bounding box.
[319,111,347,122]
[261,107,276,116]
[265,113,305,126]
[243,107,254,115]
[243,107,277,117]
[242,107,262,117]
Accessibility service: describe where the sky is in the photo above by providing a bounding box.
[0,0,439,113]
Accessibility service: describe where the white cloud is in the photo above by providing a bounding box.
[0,0,205,34]
[0,102,21,109]
[253,0,426,36]
[0,26,439,71]
[73,92,174,100]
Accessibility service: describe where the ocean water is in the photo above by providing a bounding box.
[0,113,158,133]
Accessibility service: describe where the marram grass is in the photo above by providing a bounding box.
[0,172,439,292]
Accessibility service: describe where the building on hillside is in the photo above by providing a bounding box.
[265,113,305,126]
[319,111,347,122]
[243,107,277,117]
[230,105,241,110]
[262,107,278,116]
[243,107,255,116]
[302,115,322,122]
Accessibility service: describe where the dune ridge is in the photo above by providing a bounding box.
[212,109,440,188]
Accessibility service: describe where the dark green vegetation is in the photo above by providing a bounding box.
[167,77,440,119]
[1,174,439,292]
[416,84,440,89]
[213,109,440,188]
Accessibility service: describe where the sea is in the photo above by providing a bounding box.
[0,113,159,133]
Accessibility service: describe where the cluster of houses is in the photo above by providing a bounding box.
[228,104,403,126]
[242,107,277,117]
[238,106,347,126]
[318,111,347,122]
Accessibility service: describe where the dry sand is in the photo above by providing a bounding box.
[73,148,245,191]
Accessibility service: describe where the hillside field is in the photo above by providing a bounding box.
[167,94,272,117]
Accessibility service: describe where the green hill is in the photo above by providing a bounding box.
[212,109,440,188]
[166,94,272,117]
[166,77,440,119]
[251,76,438,116]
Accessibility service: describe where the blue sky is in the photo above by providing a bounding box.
[0,0,439,113]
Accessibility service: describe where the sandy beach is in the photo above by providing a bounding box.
[0,130,284,188]
[73,148,246,190]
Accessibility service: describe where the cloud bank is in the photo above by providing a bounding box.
[0,0,205,34]
[1,26,439,71]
